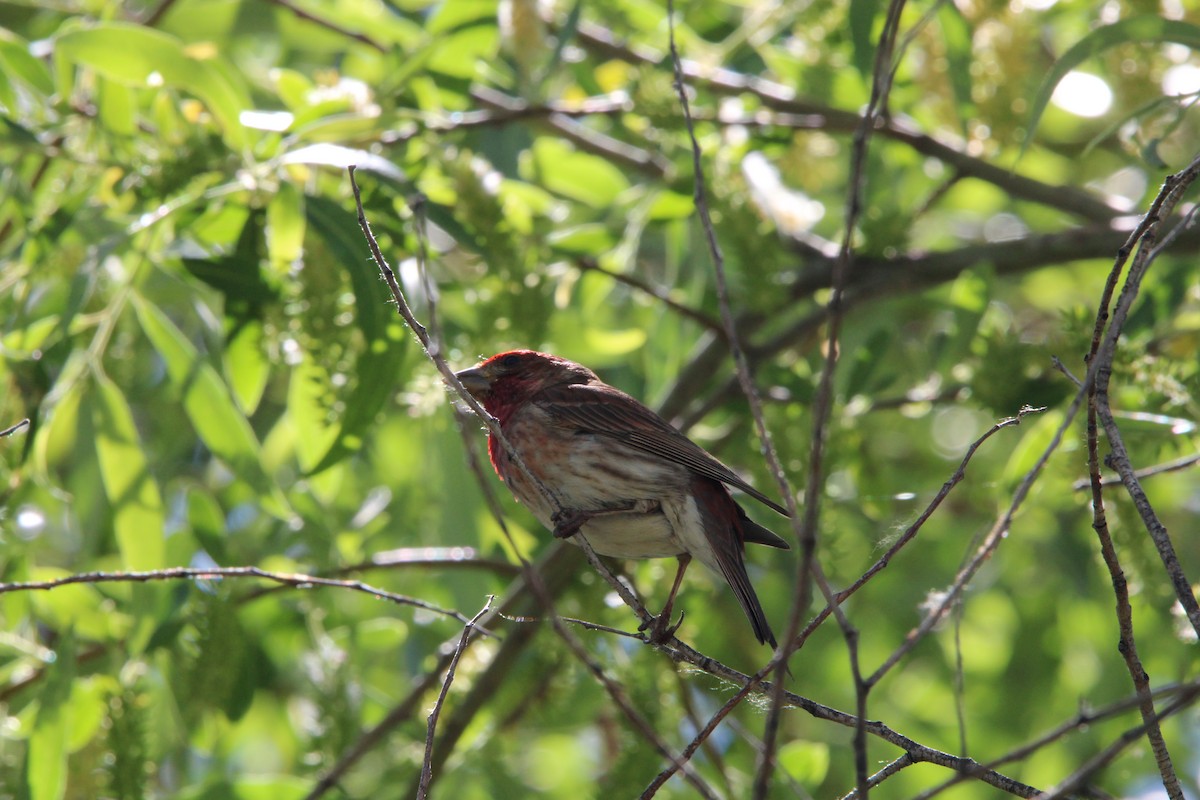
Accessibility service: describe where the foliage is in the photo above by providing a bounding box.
[1,0,1199,798]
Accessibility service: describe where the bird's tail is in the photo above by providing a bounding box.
[691,479,779,648]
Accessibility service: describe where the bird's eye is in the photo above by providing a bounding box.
[500,354,521,368]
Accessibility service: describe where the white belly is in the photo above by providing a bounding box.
[573,511,685,559]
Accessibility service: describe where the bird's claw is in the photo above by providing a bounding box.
[551,509,587,539]
[639,610,685,644]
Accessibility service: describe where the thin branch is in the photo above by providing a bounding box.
[264,0,386,52]
[563,16,1120,222]
[0,566,479,626]
[1083,154,1200,800]
[1092,153,1200,640]
[766,0,911,792]
[1072,451,1200,491]
[575,257,726,336]
[470,86,671,178]
[866,335,1127,686]
[140,0,179,26]
[239,547,521,601]
[305,644,457,800]
[418,597,494,800]
[659,637,1042,797]
[1034,690,1200,800]
[384,93,633,143]
[0,418,29,438]
[665,12,836,797]
[796,407,1043,650]
[657,221,1200,426]
[839,755,916,800]
[647,409,1034,794]
[911,680,1200,800]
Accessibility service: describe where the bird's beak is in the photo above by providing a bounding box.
[454,366,491,398]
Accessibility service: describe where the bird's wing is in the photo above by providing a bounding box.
[536,382,789,517]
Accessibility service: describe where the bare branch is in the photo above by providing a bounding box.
[264,0,386,52]
[0,418,29,437]
[563,15,1120,222]
[418,597,494,800]
[0,566,480,627]
[470,86,671,178]
[1072,451,1200,491]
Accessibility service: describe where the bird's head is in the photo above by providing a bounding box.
[455,350,595,422]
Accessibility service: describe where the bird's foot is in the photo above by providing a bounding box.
[639,610,685,645]
[551,509,589,539]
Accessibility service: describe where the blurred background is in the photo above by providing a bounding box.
[1,0,1198,797]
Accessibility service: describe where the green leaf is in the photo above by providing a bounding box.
[527,138,629,207]
[427,0,496,34]
[0,58,15,112]
[28,635,76,800]
[581,327,646,356]
[844,328,894,398]
[90,375,166,571]
[848,0,880,82]
[778,740,830,784]
[647,189,695,220]
[225,319,270,416]
[937,2,975,132]
[265,181,306,270]
[547,223,615,254]
[181,596,256,723]
[97,76,137,137]
[55,23,249,149]
[1002,409,1064,487]
[131,293,291,518]
[34,379,85,474]
[188,487,230,564]
[286,357,341,474]
[0,34,55,95]
[56,24,190,84]
[303,196,408,475]
[426,26,498,79]
[1023,15,1200,152]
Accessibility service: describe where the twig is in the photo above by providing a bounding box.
[305,645,457,800]
[140,0,179,26]
[1072,451,1200,491]
[1091,153,1200,640]
[575,257,725,336]
[658,221,1200,425]
[564,16,1120,222]
[659,636,1042,797]
[1083,154,1200,800]
[0,419,29,438]
[768,0,911,793]
[1051,355,1083,387]
[0,566,479,626]
[795,407,1043,651]
[470,86,671,178]
[418,597,494,800]
[839,755,916,800]
[239,546,522,601]
[1033,690,1199,800]
[647,405,1038,794]
[910,680,1200,800]
[264,0,386,52]
[665,12,834,797]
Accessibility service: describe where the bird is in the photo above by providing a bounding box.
[454,349,790,647]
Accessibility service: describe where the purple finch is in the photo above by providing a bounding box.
[455,350,789,647]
